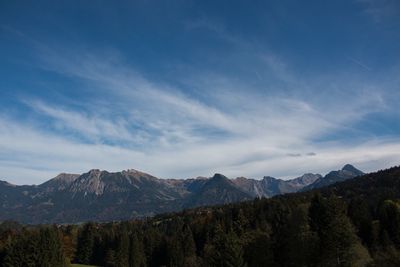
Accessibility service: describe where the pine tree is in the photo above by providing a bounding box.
[379,200,400,247]
[204,225,247,267]
[129,234,147,267]
[3,230,40,267]
[277,205,318,267]
[166,234,184,267]
[115,230,129,267]
[75,222,96,264]
[242,231,274,267]
[2,228,66,267]
[61,225,77,263]
[182,226,199,267]
[37,227,66,267]
[309,194,371,266]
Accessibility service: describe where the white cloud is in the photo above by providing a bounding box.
[1,112,400,185]
[0,45,398,184]
[25,100,137,142]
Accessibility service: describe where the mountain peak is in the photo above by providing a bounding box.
[288,173,322,187]
[0,180,16,187]
[301,164,365,192]
[211,173,228,180]
[53,173,79,181]
[87,169,102,175]
[122,169,155,178]
[186,173,251,208]
[124,168,142,174]
[262,176,280,182]
[39,173,79,190]
[342,164,364,175]
[83,169,109,180]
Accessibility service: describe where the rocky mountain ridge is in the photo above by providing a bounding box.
[0,164,363,224]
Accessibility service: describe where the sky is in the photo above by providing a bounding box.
[0,0,400,184]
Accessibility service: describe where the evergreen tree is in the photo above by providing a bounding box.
[115,230,129,267]
[348,198,373,246]
[129,234,147,267]
[379,200,400,247]
[2,230,40,267]
[37,227,66,267]
[75,222,96,264]
[166,234,184,267]
[309,194,371,266]
[204,225,247,267]
[61,225,77,262]
[277,205,318,267]
[243,231,274,267]
[2,228,66,267]
[182,226,198,267]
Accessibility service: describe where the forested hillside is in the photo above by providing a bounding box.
[1,166,400,266]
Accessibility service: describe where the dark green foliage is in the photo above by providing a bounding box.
[204,225,247,267]
[309,194,369,266]
[378,200,400,247]
[1,227,66,267]
[276,204,318,267]
[115,230,129,267]
[2,230,40,267]
[75,222,95,264]
[165,225,199,267]
[348,197,373,246]
[129,234,146,267]
[37,227,66,267]
[242,231,274,267]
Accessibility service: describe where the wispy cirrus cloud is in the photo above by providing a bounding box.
[0,42,397,184]
[1,12,399,184]
[1,111,400,184]
[26,100,137,143]
[357,0,400,23]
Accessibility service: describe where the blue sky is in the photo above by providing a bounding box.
[1,0,400,184]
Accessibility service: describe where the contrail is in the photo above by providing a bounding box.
[348,57,372,71]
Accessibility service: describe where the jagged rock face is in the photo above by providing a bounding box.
[233,177,266,198]
[0,170,253,223]
[0,164,364,224]
[39,173,80,192]
[232,173,321,198]
[69,169,107,195]
[286,173,322,190]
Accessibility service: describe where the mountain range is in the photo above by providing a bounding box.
[0,164,363,224]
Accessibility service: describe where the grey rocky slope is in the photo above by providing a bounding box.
[301,164,364,191]
[233,173,322,198]
[0,164,363,224]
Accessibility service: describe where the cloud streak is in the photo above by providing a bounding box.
[357,0,400,23]
[1,16,399,184]
[0,43,397,185]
